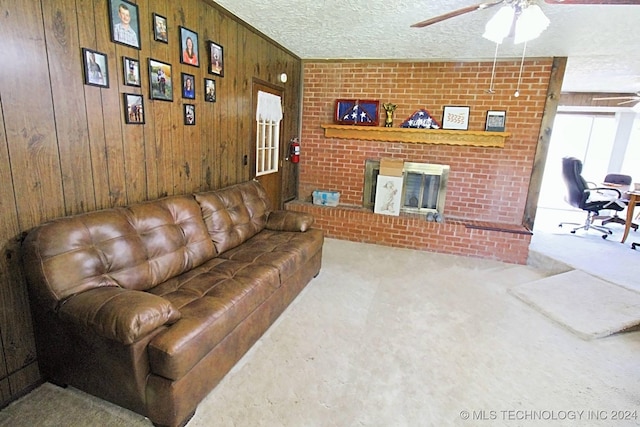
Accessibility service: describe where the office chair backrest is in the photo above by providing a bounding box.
[604,173,632,186]
[561,157,589,209]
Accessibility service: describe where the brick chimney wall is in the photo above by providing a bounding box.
[290,59,553,263]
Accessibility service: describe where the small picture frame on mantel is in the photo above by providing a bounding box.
[442,106,470,130]
[485,110,506,132]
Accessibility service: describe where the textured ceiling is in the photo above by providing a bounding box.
[213,0,640,95]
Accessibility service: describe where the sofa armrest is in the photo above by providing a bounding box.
[266,210,314,232]
[57,287,181,345]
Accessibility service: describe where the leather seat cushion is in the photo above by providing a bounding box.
[147,257,280,380]
[218,229,324,282]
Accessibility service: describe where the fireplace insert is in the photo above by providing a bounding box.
[363,160,450,215]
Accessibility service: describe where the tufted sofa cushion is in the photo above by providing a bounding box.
[22,195,216,310]
[194,180,271,254]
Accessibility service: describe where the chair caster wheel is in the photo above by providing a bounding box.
[602,234,608,239]
[570,230,576,234]
[632,243,638,250]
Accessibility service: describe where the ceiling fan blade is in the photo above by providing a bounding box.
[411,1,504,28]
[592,96,637,100]
[616,99,639,105]
[544,1,640,5]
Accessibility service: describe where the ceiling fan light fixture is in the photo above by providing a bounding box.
[514,5,550,43]
[482,5,515,44]
[482,2,550,44]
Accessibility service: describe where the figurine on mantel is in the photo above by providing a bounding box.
[383,103,397,127]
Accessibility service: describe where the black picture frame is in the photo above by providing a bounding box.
[179,26,199,67]
[82,48,109,88]
[181,73,195,99]
[108,0,141,49]
[184,104,196,126]
[148,58,173,101]
[123,56,140,87]
[207,41,224,77]
[442,106,470,130]
[204,78,216,102]
[485,110,507,132]
[153,13,168,43]
[123,93,144,124]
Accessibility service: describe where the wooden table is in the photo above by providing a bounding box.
[621,191,640,243]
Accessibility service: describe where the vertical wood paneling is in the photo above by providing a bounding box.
[0,0,302,405]
[0,0,59,401]
[41,0,97,215]
[1,0,65,228]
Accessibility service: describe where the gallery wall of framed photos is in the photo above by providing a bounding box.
[92,0,232,126]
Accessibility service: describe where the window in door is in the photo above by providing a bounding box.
[255,91,282,176]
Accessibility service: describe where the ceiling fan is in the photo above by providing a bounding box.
[411,0,640,29]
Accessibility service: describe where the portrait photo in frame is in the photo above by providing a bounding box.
[148,58,173,101]
[82,48,109,88]
[204,78,216,102]
[153,13,168,43]
[485,110,507,132]
[181,73,195,99]
[123,56,140,87]
[108,0,141,49]
[208,41,224,77]
[442,106,470,130]
[184,104,196,125]
[123,93,144,124]
[179,26,199,67]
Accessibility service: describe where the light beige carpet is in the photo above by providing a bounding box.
[510,270,640,340]
[2,239,640,427]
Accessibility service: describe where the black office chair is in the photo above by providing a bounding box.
[558,157,625,239]
[600,173,638,232]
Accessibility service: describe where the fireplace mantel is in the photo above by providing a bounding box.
[321,124,510,148]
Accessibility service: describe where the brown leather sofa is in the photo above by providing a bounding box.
[22,180,323,427]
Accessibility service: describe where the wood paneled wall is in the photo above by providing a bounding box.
[0,0,301,405]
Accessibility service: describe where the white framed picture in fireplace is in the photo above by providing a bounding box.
[374,175,403,216]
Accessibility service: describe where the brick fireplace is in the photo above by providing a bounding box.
[287,60,554,264]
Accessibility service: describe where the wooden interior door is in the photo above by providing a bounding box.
[251,81,284,209]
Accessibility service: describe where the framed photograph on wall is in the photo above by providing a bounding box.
[181,73,195,99]
[148,58,173,101]
[123,56,140,87]
[485,110,506,132]
[108,0,141,49]
[184,104,196,125]
[208,41,224,77]
[82,48,109,88]
[204,78,216,102]
[442,106,470,130]
[123,93,144,124]
[153,13,168,43]
[179,26,199,67]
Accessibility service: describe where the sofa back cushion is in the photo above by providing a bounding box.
[22,196,215,310]
[194,180,271,254]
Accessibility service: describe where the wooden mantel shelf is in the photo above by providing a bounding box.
[321,124,510,148]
